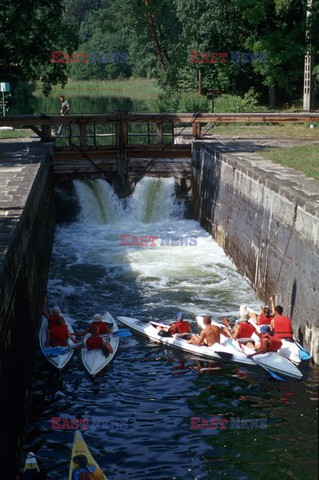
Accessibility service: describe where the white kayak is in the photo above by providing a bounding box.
[239,305,302,364]
[196,316,302,379]
[81,312,119,376]
[117,315,302,379]
[39,316,75,369]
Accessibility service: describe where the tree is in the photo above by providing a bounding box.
[0,0,78,94]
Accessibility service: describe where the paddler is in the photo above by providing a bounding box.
[188,315,226,346]
[71,454,104,480]
[157,312,192,337]
[223,312,256,342]
[42,304,66,328]
[76,313,112,337]
[246,325,282,358]
[45,317,79,347]
[84,324,113,356]
[270,304,293,340]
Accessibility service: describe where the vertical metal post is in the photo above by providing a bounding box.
[2,91,5,116]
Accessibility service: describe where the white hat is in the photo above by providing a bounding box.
[51,306,61,316]
[93,314,103,322]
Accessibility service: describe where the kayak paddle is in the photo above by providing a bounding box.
[43,329,132,356]
[293,338,311,360]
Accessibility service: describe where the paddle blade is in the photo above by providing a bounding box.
[266,368,285,381]
[114,329,132,337]
[43,346,70,357]
[299,350,312,361]
[215,351,233,361]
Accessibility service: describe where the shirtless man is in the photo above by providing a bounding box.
[188,316,225,347]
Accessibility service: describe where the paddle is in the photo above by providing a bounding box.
[214,351,233,361]
[43,329,132,356]
[293,338,311,360]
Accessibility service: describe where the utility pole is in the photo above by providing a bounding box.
[303,0,313,111]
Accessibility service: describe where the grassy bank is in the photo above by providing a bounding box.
[260,144,319,180]
[0,129,32,139]
[209,123,319,139]
[35,78,162,100]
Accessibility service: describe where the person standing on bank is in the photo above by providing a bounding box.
[56,95,70,135]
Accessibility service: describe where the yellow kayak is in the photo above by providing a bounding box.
[23,452,40,475]
[68,430,107,480]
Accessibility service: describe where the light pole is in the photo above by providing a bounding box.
[303,0,313,111]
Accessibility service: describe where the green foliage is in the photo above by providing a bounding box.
[0,0,78,94]
[215,90,268,113]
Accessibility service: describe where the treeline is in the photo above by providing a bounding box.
[1,0,318,105]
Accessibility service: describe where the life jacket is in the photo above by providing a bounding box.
[72,466,96,480]
[272,315,293,339]
[262,334,282,352]
[237,322,255,338]
[259,314,274,325]
[48,314,60,328]
[175,321,191,334]
[89,321,108,335]
[51,325,68,346]
[86,336,104,351]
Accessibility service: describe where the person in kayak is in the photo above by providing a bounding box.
[223,313,256,341]
[45,317,78,347]
[188,315,225,346]
[246,325,282,358]
[84,324,113,356]
[270,305,294,340]
[71,454,104,480]
[169,312,192,334]
[76,314,113,337]
[42,305,66,328]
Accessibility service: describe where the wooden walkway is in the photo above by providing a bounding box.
[1,112,319,186]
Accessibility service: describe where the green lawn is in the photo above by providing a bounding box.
[210,123,319,139]
[260,144,319,180]
[35,78,162,100]
[0,129,32,139]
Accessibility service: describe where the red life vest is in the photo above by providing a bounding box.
[259,314,274,325]
[237,322,255,338]
[51,325,68,346]
[86,336,103,351]
[273,315,293,339]
[89,321,108,335]
[263,334,282,352]
[48,314,60,328]
[175,321,191,334]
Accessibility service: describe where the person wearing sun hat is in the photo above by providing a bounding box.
[75,313,112,337]
[169,312,192,335]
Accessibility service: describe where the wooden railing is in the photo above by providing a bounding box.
[1,112,319,145]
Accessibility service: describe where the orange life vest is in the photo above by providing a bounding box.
[237,322,255,338]
[86,336,103,351]
[272,315,293,339]
[259,314,274,325]
[48,314,60,328]
[175,321,191,334]
[51,325,68,346]
[89,321,108,335]
[263,334,282,352]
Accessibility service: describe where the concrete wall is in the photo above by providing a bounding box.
[192,142,319,363]
[0,143,55,478]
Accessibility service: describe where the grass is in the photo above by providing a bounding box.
[0,129,32,139]
[260,144,319,180]
[35,78,162,100]
[209,123,319,139]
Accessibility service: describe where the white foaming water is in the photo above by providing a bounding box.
[50,177,260,322]
[74,178,124,224]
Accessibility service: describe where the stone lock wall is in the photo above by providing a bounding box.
[192,142,319,363]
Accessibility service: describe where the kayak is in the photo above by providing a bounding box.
[196,316,302,379]
[81,312,119,376]
[240,305,304,363]
[23,452,40,478]
[117,315,302,379]
[39,316,75,369]
[68,430,107,480]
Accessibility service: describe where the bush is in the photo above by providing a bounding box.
[215,89,267,113]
